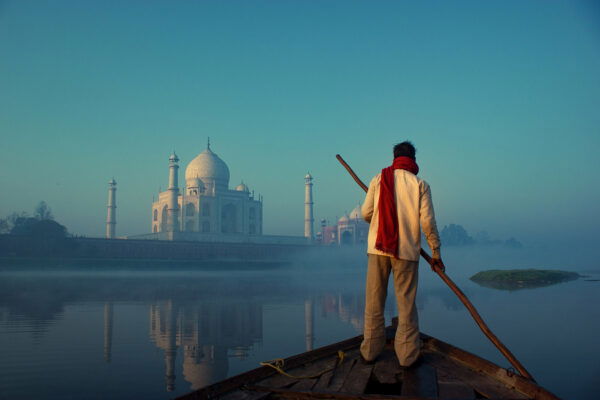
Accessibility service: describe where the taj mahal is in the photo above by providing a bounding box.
[105,139,366,246]
[149,140,263,237]
[107,140,307,245]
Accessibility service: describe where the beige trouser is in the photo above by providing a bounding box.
[360,254,420,366]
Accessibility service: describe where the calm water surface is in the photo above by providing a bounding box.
[0,247,598,400]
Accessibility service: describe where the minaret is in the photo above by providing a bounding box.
[167,152,180,232]
[304,173,314,241]
[106,178,117,239]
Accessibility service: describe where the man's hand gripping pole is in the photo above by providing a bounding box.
[335,154,535,382]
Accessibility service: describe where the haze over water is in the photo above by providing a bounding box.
[1,2,599,399]
[1,247,598,400]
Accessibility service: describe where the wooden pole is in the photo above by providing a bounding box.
[335,154,535,382]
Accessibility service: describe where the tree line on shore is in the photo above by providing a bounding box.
[440,223,522,248]
[0,203,522,249]
[0,201,68,239]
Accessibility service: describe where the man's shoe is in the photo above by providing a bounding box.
[401,356,423,369]
[360,354,376,365]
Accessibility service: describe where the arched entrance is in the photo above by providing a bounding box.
[341,230,353,245]
[221,204,237,234]
[185,220,194,232]
[160,205,168,232]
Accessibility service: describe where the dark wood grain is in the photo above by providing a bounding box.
[289,377,318,391]
[435,366,476,399]
[400,362,437,398]
[175,326,558,400]
[422,334,559,399]
[328,350,360,392]
[340,360,375,394]
[437,381,476,399]
[313,369,334,391]
[422,351,527,399]
[329,358,358,392]
[373,350,401,385]
[219,390,272,400]
[247,385,435,399]
[176,334,364,399]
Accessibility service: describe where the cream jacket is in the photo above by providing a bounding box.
[362,170,441,261]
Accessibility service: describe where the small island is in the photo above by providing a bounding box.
[470,269,580,290]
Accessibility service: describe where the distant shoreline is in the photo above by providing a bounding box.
[0,256,286,271]
[0,234,314,263]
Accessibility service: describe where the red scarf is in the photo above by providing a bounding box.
[375,156,419,257]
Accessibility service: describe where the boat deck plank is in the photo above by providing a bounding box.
[222,346,531,399]
[435,367,476,399]
[257,350,340,390]
[289,378,319,391]
[327,350,360,392]
[400,362,438,399]
[255,372,298,390]
[422,350,528,399]
[437,381,476,399]
[372,348,402,385]
[219,390,271,400]
[339,358,375,394]
[313,369,334,391]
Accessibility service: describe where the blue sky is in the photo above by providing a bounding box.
[1,0,599,246]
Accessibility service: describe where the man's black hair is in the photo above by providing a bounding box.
[393,141,416,160]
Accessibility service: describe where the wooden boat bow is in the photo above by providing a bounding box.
[175,327,560,400]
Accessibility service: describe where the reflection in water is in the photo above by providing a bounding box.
[318,292,365,333]
[104,302,113,363]
[148,298,263,391]
[0,272,465,396]
[305,298,314,351]
[0,264,598,400]
[144,292,360,391]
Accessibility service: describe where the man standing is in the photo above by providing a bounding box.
[360,141,444,367]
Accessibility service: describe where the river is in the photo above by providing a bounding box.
[0,246,598,399]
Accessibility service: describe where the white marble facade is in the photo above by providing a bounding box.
[151,142,263,236]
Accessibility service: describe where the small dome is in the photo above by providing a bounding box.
[348,205,362,220]
[338,214,349,224]
[185,143,230,188]
[305,172,312,179]
[169,152,179,163]
[108,178,117,186]
[182,355,228,391]
[235,182,249,192]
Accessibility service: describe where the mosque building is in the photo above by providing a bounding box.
[317,204,369,246]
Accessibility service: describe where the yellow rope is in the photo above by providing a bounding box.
[259,350,345,380]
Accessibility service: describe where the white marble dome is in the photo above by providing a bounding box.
[348,205,362,220]
[185,145,230,188]
[235,182,249,192]
[338,214,350,224]
[187,177,205,191]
